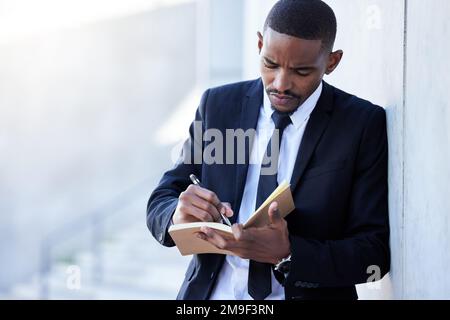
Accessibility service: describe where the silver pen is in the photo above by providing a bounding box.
[189,174,232,226]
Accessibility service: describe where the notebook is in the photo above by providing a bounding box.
[168,181,295,256]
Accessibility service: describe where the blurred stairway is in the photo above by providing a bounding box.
[6,222,190,300]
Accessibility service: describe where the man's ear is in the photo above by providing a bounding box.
[257,31,263,54]
[325,50,344,75]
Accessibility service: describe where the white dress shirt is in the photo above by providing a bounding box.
[209,82,323,300]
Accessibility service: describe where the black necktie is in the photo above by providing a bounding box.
[248,110,292,300]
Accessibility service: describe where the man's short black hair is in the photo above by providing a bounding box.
[264,0,337,52]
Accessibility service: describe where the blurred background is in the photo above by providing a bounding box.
[1,0,449,300]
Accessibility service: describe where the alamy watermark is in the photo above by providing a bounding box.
[366,4,382,30]
[66,265,81,290]
[174,121,284,176]
[366,265,382,290]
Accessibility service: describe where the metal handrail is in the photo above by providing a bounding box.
[39,177,153,299]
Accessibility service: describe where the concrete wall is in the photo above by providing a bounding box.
[243,0,450,299]
[403,0,450,299]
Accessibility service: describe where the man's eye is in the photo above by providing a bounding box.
[297,71,311,76]
[264,63,277,69]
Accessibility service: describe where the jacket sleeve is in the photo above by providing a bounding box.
[146,90,209,247]
[285,107,390,289]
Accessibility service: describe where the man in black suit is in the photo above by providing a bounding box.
[147,0,390,300]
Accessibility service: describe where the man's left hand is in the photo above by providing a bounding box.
[197,202,291,264]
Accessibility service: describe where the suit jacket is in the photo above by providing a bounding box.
[146,78,390,300]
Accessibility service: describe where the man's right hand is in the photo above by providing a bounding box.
[172,185,234,224]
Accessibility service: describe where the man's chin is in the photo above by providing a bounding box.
[270,100,302,113]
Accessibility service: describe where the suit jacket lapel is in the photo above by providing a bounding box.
[290,81,334,193]
[231,79,263,223]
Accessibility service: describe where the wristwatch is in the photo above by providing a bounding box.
[274,254,292,276]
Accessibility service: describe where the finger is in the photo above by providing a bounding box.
[193,186,221,206]
[231,223,244,241]
[222,202,234,217]
[196,232,206,240]
[189,194,222,222]
[200,227,230,250]
[268,201,282,225]
[185,205,215,222]
[192,186,227,218]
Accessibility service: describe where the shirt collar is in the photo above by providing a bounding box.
[263,81,323,130]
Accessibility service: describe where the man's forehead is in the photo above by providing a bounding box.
[262,30,324,66]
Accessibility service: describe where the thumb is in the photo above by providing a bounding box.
[221,202,234,217]
[268,202,282,225]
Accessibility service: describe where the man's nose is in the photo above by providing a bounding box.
[272,70,292,94]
